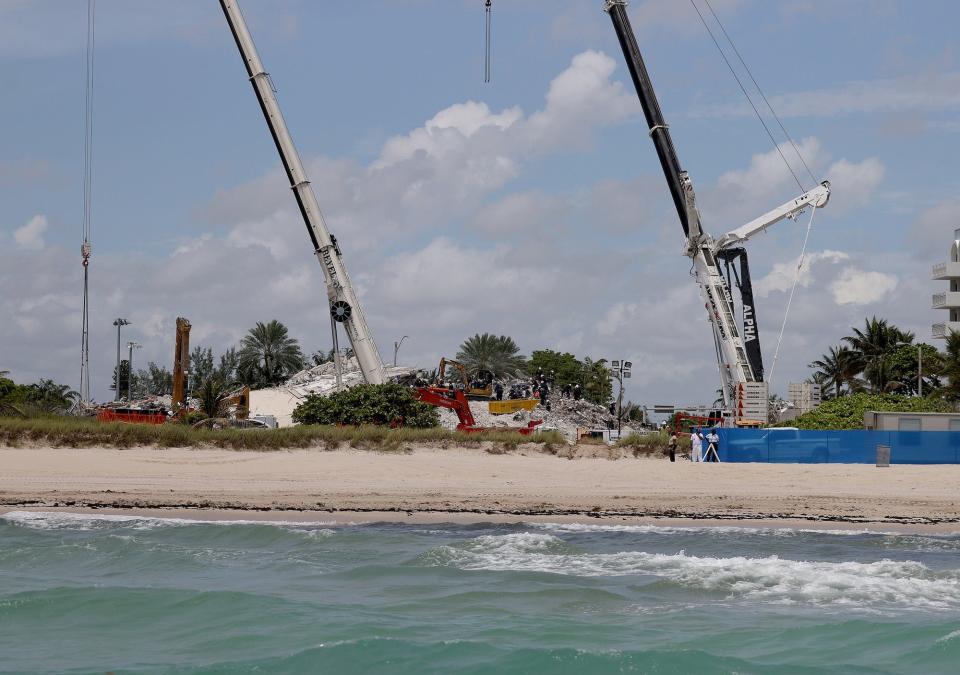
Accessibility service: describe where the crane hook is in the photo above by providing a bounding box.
[484,0,492,83]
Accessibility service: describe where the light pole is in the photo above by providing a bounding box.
[609,360,632,437]
[127,341,142,401]
[393,335,409,367]
[918,344,923,397]
[113,318,130,401]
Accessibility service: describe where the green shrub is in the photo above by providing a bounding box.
[292,383,440,428]
[781,393,953,430]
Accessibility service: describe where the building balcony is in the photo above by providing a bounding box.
[932,262,960,280]
[932,321,960,339]
[932,292,960,309]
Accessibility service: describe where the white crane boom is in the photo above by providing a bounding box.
[604,0,830,419]
[715,181,830,251]
[220,0,385,385]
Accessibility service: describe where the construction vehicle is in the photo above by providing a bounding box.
[171,317,191,418]
[437,357,494,399]
[222,384,251,420]
[414,386,542,435]
[220,0,386,386]
[603,1,830,423]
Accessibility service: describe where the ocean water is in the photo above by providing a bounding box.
[1,512,959,674]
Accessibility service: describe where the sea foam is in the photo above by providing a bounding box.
[433,532,960,611]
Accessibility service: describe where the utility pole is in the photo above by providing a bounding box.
[609,360,632,437]
[918,345,923,397]
[127,341,141,402]
[113,318,130,401]
[393,336,408,367]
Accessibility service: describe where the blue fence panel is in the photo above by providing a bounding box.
[716,428,960,464]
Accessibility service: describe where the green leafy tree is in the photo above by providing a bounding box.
[455,333,526,378]
[292,383,439,428]
[144,362,173,395]
[111,360,131,399]
[216,347,241,384]
[780,392,951,430]
[581,357,613,405]
[939,330,960,402]
[189,346,215,387]
[528,350,583,388]
[883,343,942,396]
[0,372,15,400]
[238,320,305,388]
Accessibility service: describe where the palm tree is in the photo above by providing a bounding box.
[238,320,305,388]
[29,379,79,412]
[196,377,231,419]
[842,317,913,393]
[809,345,860,398]
[455,333,526,378]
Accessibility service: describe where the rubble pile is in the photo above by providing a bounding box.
[436,393,623,442]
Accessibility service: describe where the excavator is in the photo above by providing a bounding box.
[437,358,494,400]
[413,385,542,435]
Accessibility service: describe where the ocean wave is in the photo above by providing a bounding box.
[528,521,897,537]
[0,510,341,533]
[428,533,960,611]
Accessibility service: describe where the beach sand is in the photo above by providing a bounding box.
[2,445,959,531]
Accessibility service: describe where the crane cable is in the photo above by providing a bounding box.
[702,0,817,186]
[79,0,96,404]
[766,204,817,387]
[484,0,492,83]
[689,0,805,192]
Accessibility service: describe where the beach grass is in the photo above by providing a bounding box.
[0,415,566,451]
[615,431,687,457]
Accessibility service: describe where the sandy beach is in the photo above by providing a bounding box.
[1,445,958,530]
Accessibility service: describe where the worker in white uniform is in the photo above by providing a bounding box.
[690,428,702,462]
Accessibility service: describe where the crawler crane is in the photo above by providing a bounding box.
[220,0,386,385]
[603,0,830,422]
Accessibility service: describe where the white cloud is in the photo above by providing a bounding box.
[716,137,823,204]
[755,250,849,296]
[13,214,48,250]
[907,199,960,260]
[830,267,898,305]
[707,138,883,222]
[823,157,885,211]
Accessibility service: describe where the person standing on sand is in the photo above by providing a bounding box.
[690,428,702,462]
[668,432,678,462]
[704,428,720,462]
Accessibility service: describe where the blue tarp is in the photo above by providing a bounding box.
[713,428,960,464]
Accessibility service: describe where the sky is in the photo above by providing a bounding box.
[1,0,958,407]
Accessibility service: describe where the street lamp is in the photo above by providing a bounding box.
[113,318,130,401]
[609,360,633,437]
[393,335,409,367]
[127,341,142,401]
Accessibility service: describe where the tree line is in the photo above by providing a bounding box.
[455,333,615,405]
[808,316,960,401]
